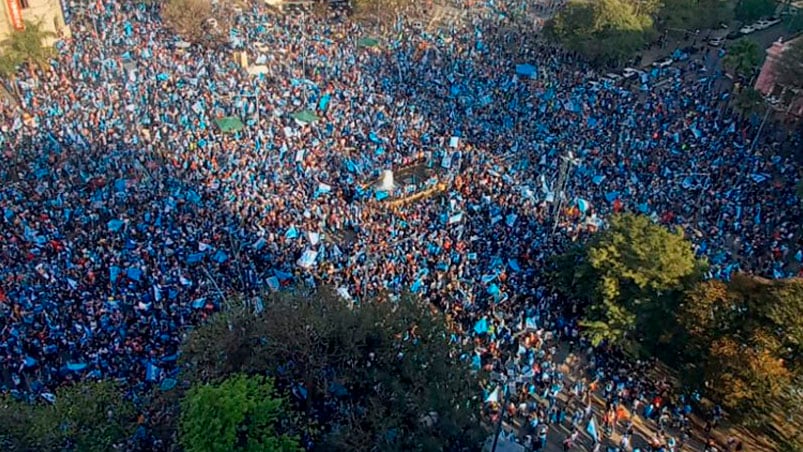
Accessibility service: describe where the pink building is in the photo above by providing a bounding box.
[754,35,803,117]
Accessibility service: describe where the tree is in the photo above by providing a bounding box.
[735,0,777,22]
[180,374,301,452]
[723,38,762,79]
[161,0,230,48]
[0,381,137,451]
[180,289,484,452]
[557,214,704,352]
[547,0,657,66]
[775,37,803,91]
[0,19,56,100]
[675,275,803,426]
[0,20,56,70]
[658,0,733,31]
[733,86,767,117]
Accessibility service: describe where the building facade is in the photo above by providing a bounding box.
[755,35,803,117]
[0,0,70,43]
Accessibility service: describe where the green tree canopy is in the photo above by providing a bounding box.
[180,374,301,452]
[161,0,231,48]
[723,38,763,79]
[0,381,136,451]
[735,0,777,22]
[775,37,803,91]
[0,20,56,75]
[556,214,704,352]
[658,0,733,31]
[180,289,484,451]
[733,86,767,116]
[546,0,657,65]
[676,276,803,425]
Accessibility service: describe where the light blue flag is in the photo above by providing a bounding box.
[577,198,590,213]
[187,253,204,264]
[586,416,599,441]
[107,219,124,232]
[473,318,489,335]
[285,226,299,239]
[505,213,517,227]
[212,250,228,263]
[126,267,143,282]
[110,266,121,283]
[487,284,501,296]
[66,362,87,372]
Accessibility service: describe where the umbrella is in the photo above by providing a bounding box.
[357,37,380,48]
[291,109,320,124]
[215,116,245,133]
[516,64,537,77]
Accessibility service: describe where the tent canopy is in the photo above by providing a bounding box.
[215,116,245,133]
[357,37,380,48]
[292,109,320,124]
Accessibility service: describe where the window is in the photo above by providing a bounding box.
[20,0,30,9]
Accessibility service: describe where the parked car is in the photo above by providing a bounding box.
[766,16,782,27]
[754,20,771,30]
[740,25,756,34]
[726,30,741,40]
[709,37,725,46]
[604,72,624,82]
[652,57,674,68]
[622,67,643,79]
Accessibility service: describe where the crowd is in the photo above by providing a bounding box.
[0,0,800,449]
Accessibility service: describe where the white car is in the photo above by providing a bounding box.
[652,58,674,68]
[740,25,756,34]
[754,20,771,30]
[622,67,643,79]
[709,37,724,46]
[605,72,624,82]
[766,17,782,27]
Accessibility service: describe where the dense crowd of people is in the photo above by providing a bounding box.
[0,0,800,449]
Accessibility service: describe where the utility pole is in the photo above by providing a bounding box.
[748,105,772,155]
[552,151,580,235]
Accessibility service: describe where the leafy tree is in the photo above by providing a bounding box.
[180,374,301,452]
[676,275,803,426]
[705,332,793,423]
[723,38,762,79]
[0,381,137,451]
[658,0,733,31]
[733,86,767,117]
[180,289,484,452]
[0,20,56,70]
[0,19,56,100]
[547,0,657,66]
[161,0,230,49]
[735,0,777,22]
[775,37,803,91]
[557,214,704,352]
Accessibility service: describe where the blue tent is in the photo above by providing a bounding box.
[516,64,537,77]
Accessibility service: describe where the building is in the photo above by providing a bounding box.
[755,35,803,117]
[0,0,70,43]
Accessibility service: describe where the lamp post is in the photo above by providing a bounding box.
[552,151,581,235]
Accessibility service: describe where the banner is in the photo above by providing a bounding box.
[6,0,24,31]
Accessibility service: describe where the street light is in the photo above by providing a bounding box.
[552,151,581,235]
